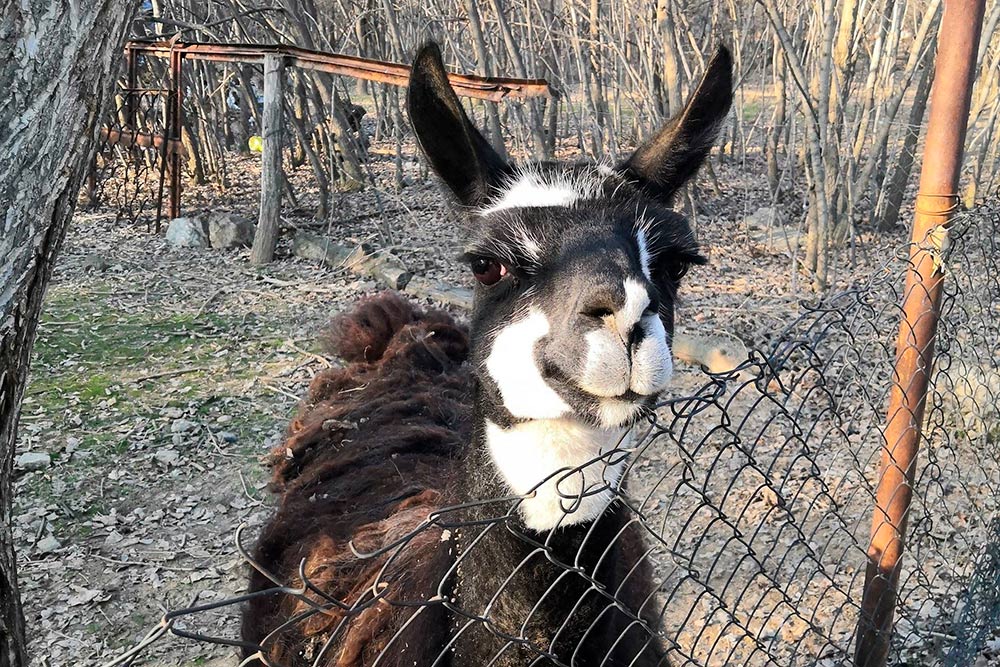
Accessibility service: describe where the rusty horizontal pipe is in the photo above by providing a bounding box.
[100,127,187,157]
[125,40,553,102]
[854,1,986,666]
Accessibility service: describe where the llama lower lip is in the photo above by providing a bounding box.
[614,390,646,402]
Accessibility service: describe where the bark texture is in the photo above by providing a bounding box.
[0,3,137,665]
[250,53,285,265]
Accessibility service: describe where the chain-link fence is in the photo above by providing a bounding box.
[97,202,1000,667]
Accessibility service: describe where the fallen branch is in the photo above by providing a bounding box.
[292,231,413,289]
[132,366,209,384]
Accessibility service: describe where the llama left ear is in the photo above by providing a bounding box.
[621,45,733,204]
[407,42,509,206]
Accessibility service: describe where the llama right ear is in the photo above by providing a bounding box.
[621,45,733,204]
[407,43,509,206]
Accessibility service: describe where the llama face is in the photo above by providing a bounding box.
[408,41,731,429]
[408,41,732,529]
[469,164,705,428]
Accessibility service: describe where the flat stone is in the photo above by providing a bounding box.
[36,535,61,554]
[171,418,198,433]
[217,431,238,444]
[16,452,51,471]
[154,449,180,465]
[292,231,370,265]
[743,206,780,229]
[81,253,108,272]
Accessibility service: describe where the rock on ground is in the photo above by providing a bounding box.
[35,535,61,554]
[16,452,51,471]
[207,212,255,249]
[165,217,210,248]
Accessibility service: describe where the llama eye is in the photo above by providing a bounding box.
[660,258,690,283]
[471,257,506,285]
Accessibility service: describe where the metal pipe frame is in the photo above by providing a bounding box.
[167,44,183,223]
[125,39,553,102]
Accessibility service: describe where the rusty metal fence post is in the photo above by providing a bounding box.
[152,40,182,232]
[125,43,137,129]
[167,43,184,224]
[854,2,986,666]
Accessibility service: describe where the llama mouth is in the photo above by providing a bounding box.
[537,362,658,428]
[611,389,647,402]
[541,361,656,405]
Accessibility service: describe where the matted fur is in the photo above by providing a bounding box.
[242,293,472,666]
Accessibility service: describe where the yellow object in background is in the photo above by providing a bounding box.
[248,135,263,153]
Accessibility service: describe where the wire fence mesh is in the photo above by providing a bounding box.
[93,201,1000,667]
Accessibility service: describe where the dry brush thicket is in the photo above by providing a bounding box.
[127,0,1000,291]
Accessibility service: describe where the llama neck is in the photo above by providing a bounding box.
[450,389,648,665]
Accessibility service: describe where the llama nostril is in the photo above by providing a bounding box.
[627,325,643,350]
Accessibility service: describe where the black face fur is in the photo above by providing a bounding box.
[408,42,732,433]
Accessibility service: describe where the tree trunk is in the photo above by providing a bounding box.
[0,2,137,666]
[878,47,935,231]
[464,0,508,159]
[251,54,285,265]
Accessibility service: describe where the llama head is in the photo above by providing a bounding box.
[408,43,732,430]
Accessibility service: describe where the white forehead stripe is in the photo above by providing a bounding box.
[636,227,652,280]
[480,173,580,215]
[478,168,609,216]
[485,309,571,419]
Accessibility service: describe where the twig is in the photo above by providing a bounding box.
[91,554,199,572]
[132,366,209,383]
[195,287,226,317]
[283,338,333,368]
[259,381,302,401]
[206,428,238,458]
[253,274,343,293]
[239,470,265,506]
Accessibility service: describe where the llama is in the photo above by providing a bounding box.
[242,42,732,666]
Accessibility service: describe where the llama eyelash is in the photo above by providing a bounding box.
[463,222,544,274]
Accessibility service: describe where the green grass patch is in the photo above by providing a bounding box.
[26,288,243,416]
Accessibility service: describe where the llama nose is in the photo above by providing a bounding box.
[580,297,631,342]
[580,280,655,343]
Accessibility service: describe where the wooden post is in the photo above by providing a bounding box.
[854,2,986,666]
[251,53,285,265]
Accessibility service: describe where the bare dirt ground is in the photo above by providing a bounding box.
[13,142,919,666]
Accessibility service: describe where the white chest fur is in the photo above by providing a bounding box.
[485,418,630,531]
